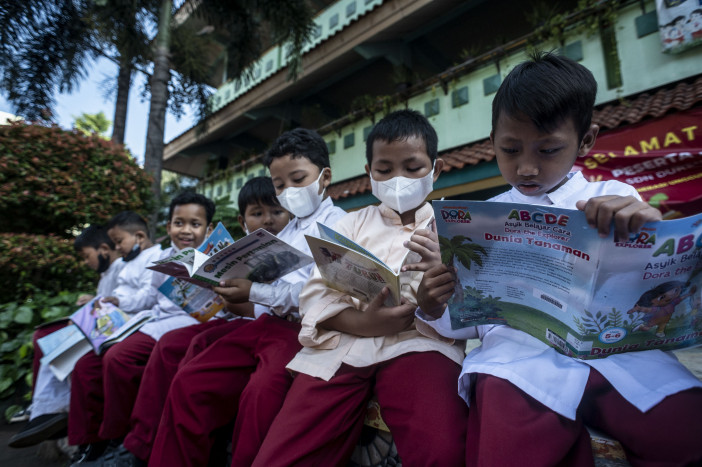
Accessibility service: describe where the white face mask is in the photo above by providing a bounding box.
[370,165,435,214]
[276,170,326,218]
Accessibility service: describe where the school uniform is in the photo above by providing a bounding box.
[149,197,346,467]
[251,202,469,467]
[418,172,702,466]
[68,245,161,446]
[30,258,125,420]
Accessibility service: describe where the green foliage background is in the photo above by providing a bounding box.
[0,123,154,414]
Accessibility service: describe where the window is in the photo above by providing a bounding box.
[452,86,469,108]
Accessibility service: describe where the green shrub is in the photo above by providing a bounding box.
[0,122,154,235]
[0,233,97,303]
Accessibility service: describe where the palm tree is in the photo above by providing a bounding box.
[439,235,487,303]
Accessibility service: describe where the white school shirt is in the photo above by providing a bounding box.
[112,244,162,314]
[96,257,125,298]
[139,246,200,341]
[418,171,702,419]
[248,196,347,319]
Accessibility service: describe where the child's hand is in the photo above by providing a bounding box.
[223,299,255,318]
[101,296,119,306]
[576,195,662,242]
[360,287,417,335]
[417,264,456,319]
[76,294,95,306]
[402,228,441,272]
[213,279,253,303]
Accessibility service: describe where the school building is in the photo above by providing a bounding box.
[162,0,702,216]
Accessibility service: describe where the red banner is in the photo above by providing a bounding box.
[574,107,702,219]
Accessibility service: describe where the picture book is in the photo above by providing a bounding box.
[149,225,313,287]
[70,297,153,355]
[304,222,426,306]
[156,222,233,322]
[433,200,702,359]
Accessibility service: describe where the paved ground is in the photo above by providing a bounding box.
[1,346,701,466]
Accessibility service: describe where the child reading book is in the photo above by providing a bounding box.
[69,211,162,462]
[148,129,346,467]
[8,225,124,449]
[417,52,702,466]
[101,177,293,465]
[250,110,469,467]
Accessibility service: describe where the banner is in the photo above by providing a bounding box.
[656,0,702,54]
[575,107,702,218]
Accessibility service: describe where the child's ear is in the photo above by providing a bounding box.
[206,223,214,236]
[432,158,444,182]
[97,243,111,256]
[166,221,172,237]
[320,167,332,190]
[577,124,599,157]
[489,131,495,146]
[237,215,246,231]
[365,164,371,176]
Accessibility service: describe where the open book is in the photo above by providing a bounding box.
[37,298,152,380]
[157,223,233,322]
[304,222,425,306]
[149,226,313,287]
[433,200,702,359]
[70,298,152,355]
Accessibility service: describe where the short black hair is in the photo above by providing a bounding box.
[492,51,597,141]
[106,211,149,236]
[365,109,438,165]
[263,128,330,170]
[238,176,281,214]
[168,191,216,224]
[74,225,114,252]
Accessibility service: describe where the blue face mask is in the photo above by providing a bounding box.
[123,243,141,262]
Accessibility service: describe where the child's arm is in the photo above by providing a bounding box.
[223,298,255,318]
[416,264,456,319]
[214,277,306,318]
[76,294,95,306]
[318,287,416,337]
[575,195,662,241]
[214,279,252,303]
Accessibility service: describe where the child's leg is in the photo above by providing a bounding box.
[375,351,468,466]
[230,315,301,466]
[124,319,236,461]
[466,373,593,467]
[252,365,374,467]
[180,318,245,365]
[31,360,70,418]
[149,324,263,466]
[68,351,105,445]
[98,331,156,440]
[581,368,702,466]
[32,322,68,396]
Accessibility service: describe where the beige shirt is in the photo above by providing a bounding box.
[287,202,465,381]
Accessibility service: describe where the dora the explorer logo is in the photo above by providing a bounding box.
[441,207,472,223]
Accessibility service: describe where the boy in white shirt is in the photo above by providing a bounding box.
[417,52,702,466]
[9,225,124,448]
[69,211,162,462]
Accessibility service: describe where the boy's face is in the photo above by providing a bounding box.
[365,135,441,182]
[79,246,106,271]
[167,203,212,250]
[238,201,291,236]
[491,113,597,197]
[268,154,330,195]
[107,226,141,259]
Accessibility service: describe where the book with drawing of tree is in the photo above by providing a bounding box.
[433,200,702,359]
[304,222,427,306]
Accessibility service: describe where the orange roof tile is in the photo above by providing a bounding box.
[329,75,702,200]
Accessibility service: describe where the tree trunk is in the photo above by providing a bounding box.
[143,0,172,238]
[111,63,132,144]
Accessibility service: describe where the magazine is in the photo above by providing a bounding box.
[70,297,153,355]
[149,226,313,287]
[304,222,426,306]
[432,200,702,359]
[156,223,233,322]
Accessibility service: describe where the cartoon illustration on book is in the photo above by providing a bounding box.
[628,281,697,338]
